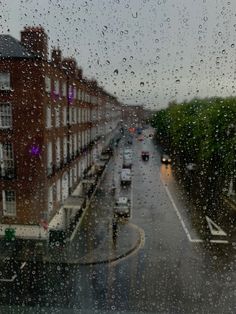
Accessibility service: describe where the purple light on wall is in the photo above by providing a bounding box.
[30,145,41,156]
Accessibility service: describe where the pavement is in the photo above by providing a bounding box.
[0,145,142,266]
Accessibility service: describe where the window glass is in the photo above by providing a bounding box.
[0,103,12,128]
[2,190,16,216]
[45,76,51,93]
[46,105,51,129]
[0,72,10,90]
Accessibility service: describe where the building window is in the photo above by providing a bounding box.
[69,107,72,124]
[74,86,77,99]
[0,143,14,178]
[0,72,11,90]
[55,106,60,127]
[0,103,12,129]
[54,80,60,95]
[56,179,61,202]
[55,137,61,168]
[62,82,67,97]
[48,186,53,214]
[47,142,52,175]
[2,190,16,216]
[45,76,51,93]
[78,89,81,100]
[63,136,67,163]
[63,107,67,126]
[46,105,52,129]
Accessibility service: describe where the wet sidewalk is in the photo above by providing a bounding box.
[0,144,142,265]
[44,221,142,265]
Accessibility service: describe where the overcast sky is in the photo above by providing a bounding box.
[1,0,236,109]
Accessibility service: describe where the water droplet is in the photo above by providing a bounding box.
[113,69,119,75]
[231,43,235,48]
[175,79,180,84]
[140,82,144,87]
[132,12,138,18]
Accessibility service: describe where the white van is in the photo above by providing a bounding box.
[120,168,132,185]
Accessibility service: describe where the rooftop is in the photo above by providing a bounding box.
[0,34,34,59]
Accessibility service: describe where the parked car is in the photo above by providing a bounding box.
[141,151,150,161]
[114,197,131,218]
[123,148,133,157]
[123,155,132,168]
[120,168,132,185]
[161,154,171,164]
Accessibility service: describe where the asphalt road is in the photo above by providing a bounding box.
[0,128,236,313]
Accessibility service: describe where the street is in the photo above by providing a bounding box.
[0,128,235,313]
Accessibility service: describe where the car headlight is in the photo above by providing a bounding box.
[162,158,166,161]
[168,159,171,162]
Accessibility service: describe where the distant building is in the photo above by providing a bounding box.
[0,26,122,239]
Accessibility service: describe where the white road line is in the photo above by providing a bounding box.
[210,239,229,244]
[0,274,17,282]
[161,180,230,245]
[163,184,192,242]
[20,262,26,270]
[206,216,227,236]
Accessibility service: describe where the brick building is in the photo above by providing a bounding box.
[0,27,122,239]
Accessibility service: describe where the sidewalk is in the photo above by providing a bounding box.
[0,146,142,265]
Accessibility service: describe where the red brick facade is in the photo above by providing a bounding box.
[0,27,122,237]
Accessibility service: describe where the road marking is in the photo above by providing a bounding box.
[162,182,203,243]
[161,180,230,245]
[210,239,229,244]
[20,262,26,270]
[206,216,227,236]
[0,274,17,282]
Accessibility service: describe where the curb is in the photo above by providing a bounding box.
[42,223,144,266]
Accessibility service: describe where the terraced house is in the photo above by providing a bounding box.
[0,26,122,240]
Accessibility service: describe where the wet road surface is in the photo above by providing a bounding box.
[0,128,236,313]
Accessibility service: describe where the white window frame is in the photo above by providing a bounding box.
[2,190,16,216]
[0,103,12,129]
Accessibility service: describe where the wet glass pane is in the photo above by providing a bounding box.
[0,0,235,313]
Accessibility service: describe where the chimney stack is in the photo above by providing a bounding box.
[21,26,48,60]
[51,48,62,67]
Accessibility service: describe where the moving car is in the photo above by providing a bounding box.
[114,197,131,218]
[141,151,150,161]
[120,168,132,185]
[161,154,171,164]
